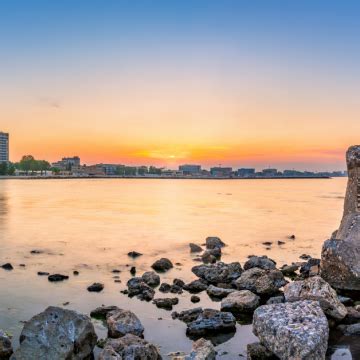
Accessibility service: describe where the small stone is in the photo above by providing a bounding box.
[244,256,276,271]
[37,271,49,276]
[87,283,104,292]
[288,234,296,240]
[280,264,299,276]
[186,338,216,359]
[130,266,136,275]
[172,308,203,323]
[1,263,13,270]
[153,298,179,310]
[206,237,225,249]
[30,249,44,254]
[127,251,142,258]
[192,262,243,284]
[141,271,160,287]
[48,274,69,282]
[173,278,185,288]
[191,295,201,303]
[183,280,208,293]
[221,290,260,314]
[0,329,13,359]
[73,270,79,276]
[262,242,272,246]
[190,243,203,253]
[151,258,173,272]
[159,283,171,293]
[266,295,284,305]
[277,241,285,245]
[127,277,155,301]
[112,269,121,273]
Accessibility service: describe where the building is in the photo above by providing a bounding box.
[72,165,105,176]
[210,167,233,177]
[261,168,278,177]
[179,164,201,175]
[0,132,9,163]
[52,156,80,170]
[237,168,255,177]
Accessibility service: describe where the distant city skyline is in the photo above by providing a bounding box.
[1,1,359,171]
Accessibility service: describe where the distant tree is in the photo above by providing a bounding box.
[51,167,60,175]
[0,162,7,175]
[17,155,50,175]
[149,166,163,175]
[7,163,15,175]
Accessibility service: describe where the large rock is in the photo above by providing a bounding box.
[186,309,236,337]
[185,338,216,360]
[321,145,360,291]
[0,330,13,359]
[151,258,173,272]
[192,262,242,284]
[10,306,97,360]
[284,276,347,320]
[244,256,276,271]
[127,277,155,301]
[221,290,260,314]
[106,309,144,339]
[235,268,287,295]
[253,301,329,360]
[205,237,225,249]
[98,334,161,359]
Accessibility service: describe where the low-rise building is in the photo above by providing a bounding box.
[179,164,201,175]
[52,156,80,171]
[210,167,233,177]
[237,168,255,177]
[261,168,278,177]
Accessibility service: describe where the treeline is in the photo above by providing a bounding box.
[0,155,51,176]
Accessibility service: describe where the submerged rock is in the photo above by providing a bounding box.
[127,277,155,301]
[244,256,276,271]
[221,290,260,314]
[186,309,236,337]
[151,258,173,272]
[11,306,97,360]
[253,300,329,360]
[284,276,347,320]
[205,237,225,249]
[99,334,161,359]
[189,243,203,253]
[107,309,144,339]
[192,262,242,284]
[47,274,69,282]
[185,338,216,360]
[321,145,360,291]
[141,271,160,287]
[0,330,13,359]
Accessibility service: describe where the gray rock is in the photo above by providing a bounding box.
[153,298,179,310]
[186,309,236,337]
[190,243,203,253]
[338,323,360,335]
[98,334,161,360]
[253,301,329,360]
[205,237,225,249]
[106,309,144,339]
[206,285,236,299]
[10,306,97,360]
[321,145,360,291]
[0,330,13,359]
[201,249,221,264]
[221,290,260,314]
[159,282,171,293]
[299,258,320,278]
[280,264,299,276]
[90,305,119,319]
[284,276,347,320]
[244,256,276,271]
[87,282,104,292]
[183,280,208,293]
[127,277,155,301]
[235,268,287,295]
[192,262,243,284]
[185,338,216,360]
[172,308,204,324]
[141,271,160,287]
[151,258,173,272]
[266,295,284,305]
[247,342,277,359]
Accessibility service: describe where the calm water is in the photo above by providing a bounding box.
[0,178,357,359]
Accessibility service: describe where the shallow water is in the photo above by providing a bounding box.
[0,178,357,358]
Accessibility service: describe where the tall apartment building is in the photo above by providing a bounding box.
[0,132,9,163]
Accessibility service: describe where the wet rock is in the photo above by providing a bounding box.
[87,282,104,292]
[112,269,121,273]
[151,258,173,272]
[19,264,25,267]
[141,271,160,287]
[337,323,360,336]
[153,298,179,310]
[205,237,225,249]
[98,334,161,359]
[277,241,285,246]
[201,250,220,264]
[127,251,142,258]
[159,283,171,293]
[253,300,329,360]
[244,256,276,271]
[206,285,235,299]
[30,250,44,254]
[127,277,155,301]
[192,262,243,284]
[186,309,236,337]
[266,295,284,305]
[11,306,97,360]
[288,235,296,240]
[47,274,69,282]
[284,276,347,320]
[170,284,183,294]
[172,308,203,323]
[280,264,298,276]
[247,342,277,360]
[90,305,119,319]
[73,270,79,276]
[262,242,272,247]
[37,271,49,276]
[0,330,13,359]
[1,263,13,271]
[107,309,144,338]
[191,295,201,303]
[185,338,216,360]
[221,290,260,314]
[130,266,136,276]
[299,254,311,260]
[235,268,287,296]
[183,280,208,293]
[299,258,320,278]
[190,243,203,253]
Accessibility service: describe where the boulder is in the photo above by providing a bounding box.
[235,268,287,295]
[127,277,155,301]
[221,290,260,314]
[205,236,225,249]
[90,305,119,319]
[183,280,208,293]
[244,256,276,271]
[11,306,97,360]
[192,262,243,284]
[98,334,161,360]
[284,276,347,320]
[141,271,160,287]
[253,301,329,360]
[190,243,203,253]
[186,309,236,337]
[106,309,144,339]
[153,298,179,310]
[321,146,360,291]
[0,330,13,359]
[206,285,236,299]
[247,342,277,360]
[151,258,173,272]
[185,338,216,360]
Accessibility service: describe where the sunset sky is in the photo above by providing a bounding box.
[1,0,359,170]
